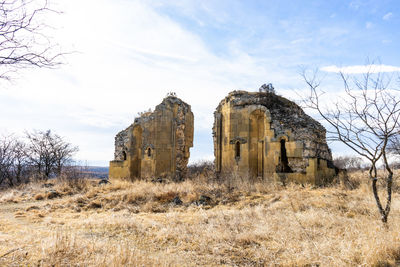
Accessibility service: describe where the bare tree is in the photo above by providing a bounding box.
[52,135,79,176]
[25,130,78,179]
[11,138,28,183]
[0,134,16,185]
[0,130,78,186]
[302,67,400,223]
[0,0,62,80]
[333,155,365,171]
[0,134,28,186]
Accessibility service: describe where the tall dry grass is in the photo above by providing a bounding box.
[0,171,399,266]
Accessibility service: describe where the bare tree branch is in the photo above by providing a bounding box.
[0,0,64,80]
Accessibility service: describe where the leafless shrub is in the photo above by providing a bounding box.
[25,130,78,179]
[187,160,215,180]
[388,133,400,154]
[334,155,366,171]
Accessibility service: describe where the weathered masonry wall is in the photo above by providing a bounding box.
[109,95,194,181]
[213,90,336,185]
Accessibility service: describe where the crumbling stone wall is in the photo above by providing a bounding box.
[109,95,194,181]
[113,127,130,161]
[213,88,335,185]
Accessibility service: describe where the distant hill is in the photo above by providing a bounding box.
[82,166,109,179]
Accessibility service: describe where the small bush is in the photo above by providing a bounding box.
[34,193,44,200]
[187,160,215,180]
[46,190,61,199]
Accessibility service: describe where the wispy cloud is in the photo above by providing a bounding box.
[290,38,312,45]
[112,42,199,62]
[349,0,362,10]
[321,64,400,74]
[383,12,393,21]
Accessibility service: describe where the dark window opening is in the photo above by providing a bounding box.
[122,151,127,161]
[235,141,240,158]
[147,148,152,157]
[279,139,292,173]
[317,158,321,169]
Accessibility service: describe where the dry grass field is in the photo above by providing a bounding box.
[0,171,399,266]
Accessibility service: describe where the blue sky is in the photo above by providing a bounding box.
[1,0,400,166]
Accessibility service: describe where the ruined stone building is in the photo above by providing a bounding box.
[109,95,194,181]
[213,88,336,185]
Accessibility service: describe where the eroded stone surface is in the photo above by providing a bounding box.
[109,95,194,181]
[213,89,336,185]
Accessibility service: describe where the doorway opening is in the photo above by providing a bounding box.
[278,139,292,173]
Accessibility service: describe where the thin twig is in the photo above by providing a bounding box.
[0,247,22,258]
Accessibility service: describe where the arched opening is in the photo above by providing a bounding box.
[278,139,292,173]
[122,151,127,161]
[235,141,240,158]
[147,147,152,157]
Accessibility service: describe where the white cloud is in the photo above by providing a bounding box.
[0,0,279,165]
[365,22,373,29]
[321,64,400,74]
[383,12,393,20]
